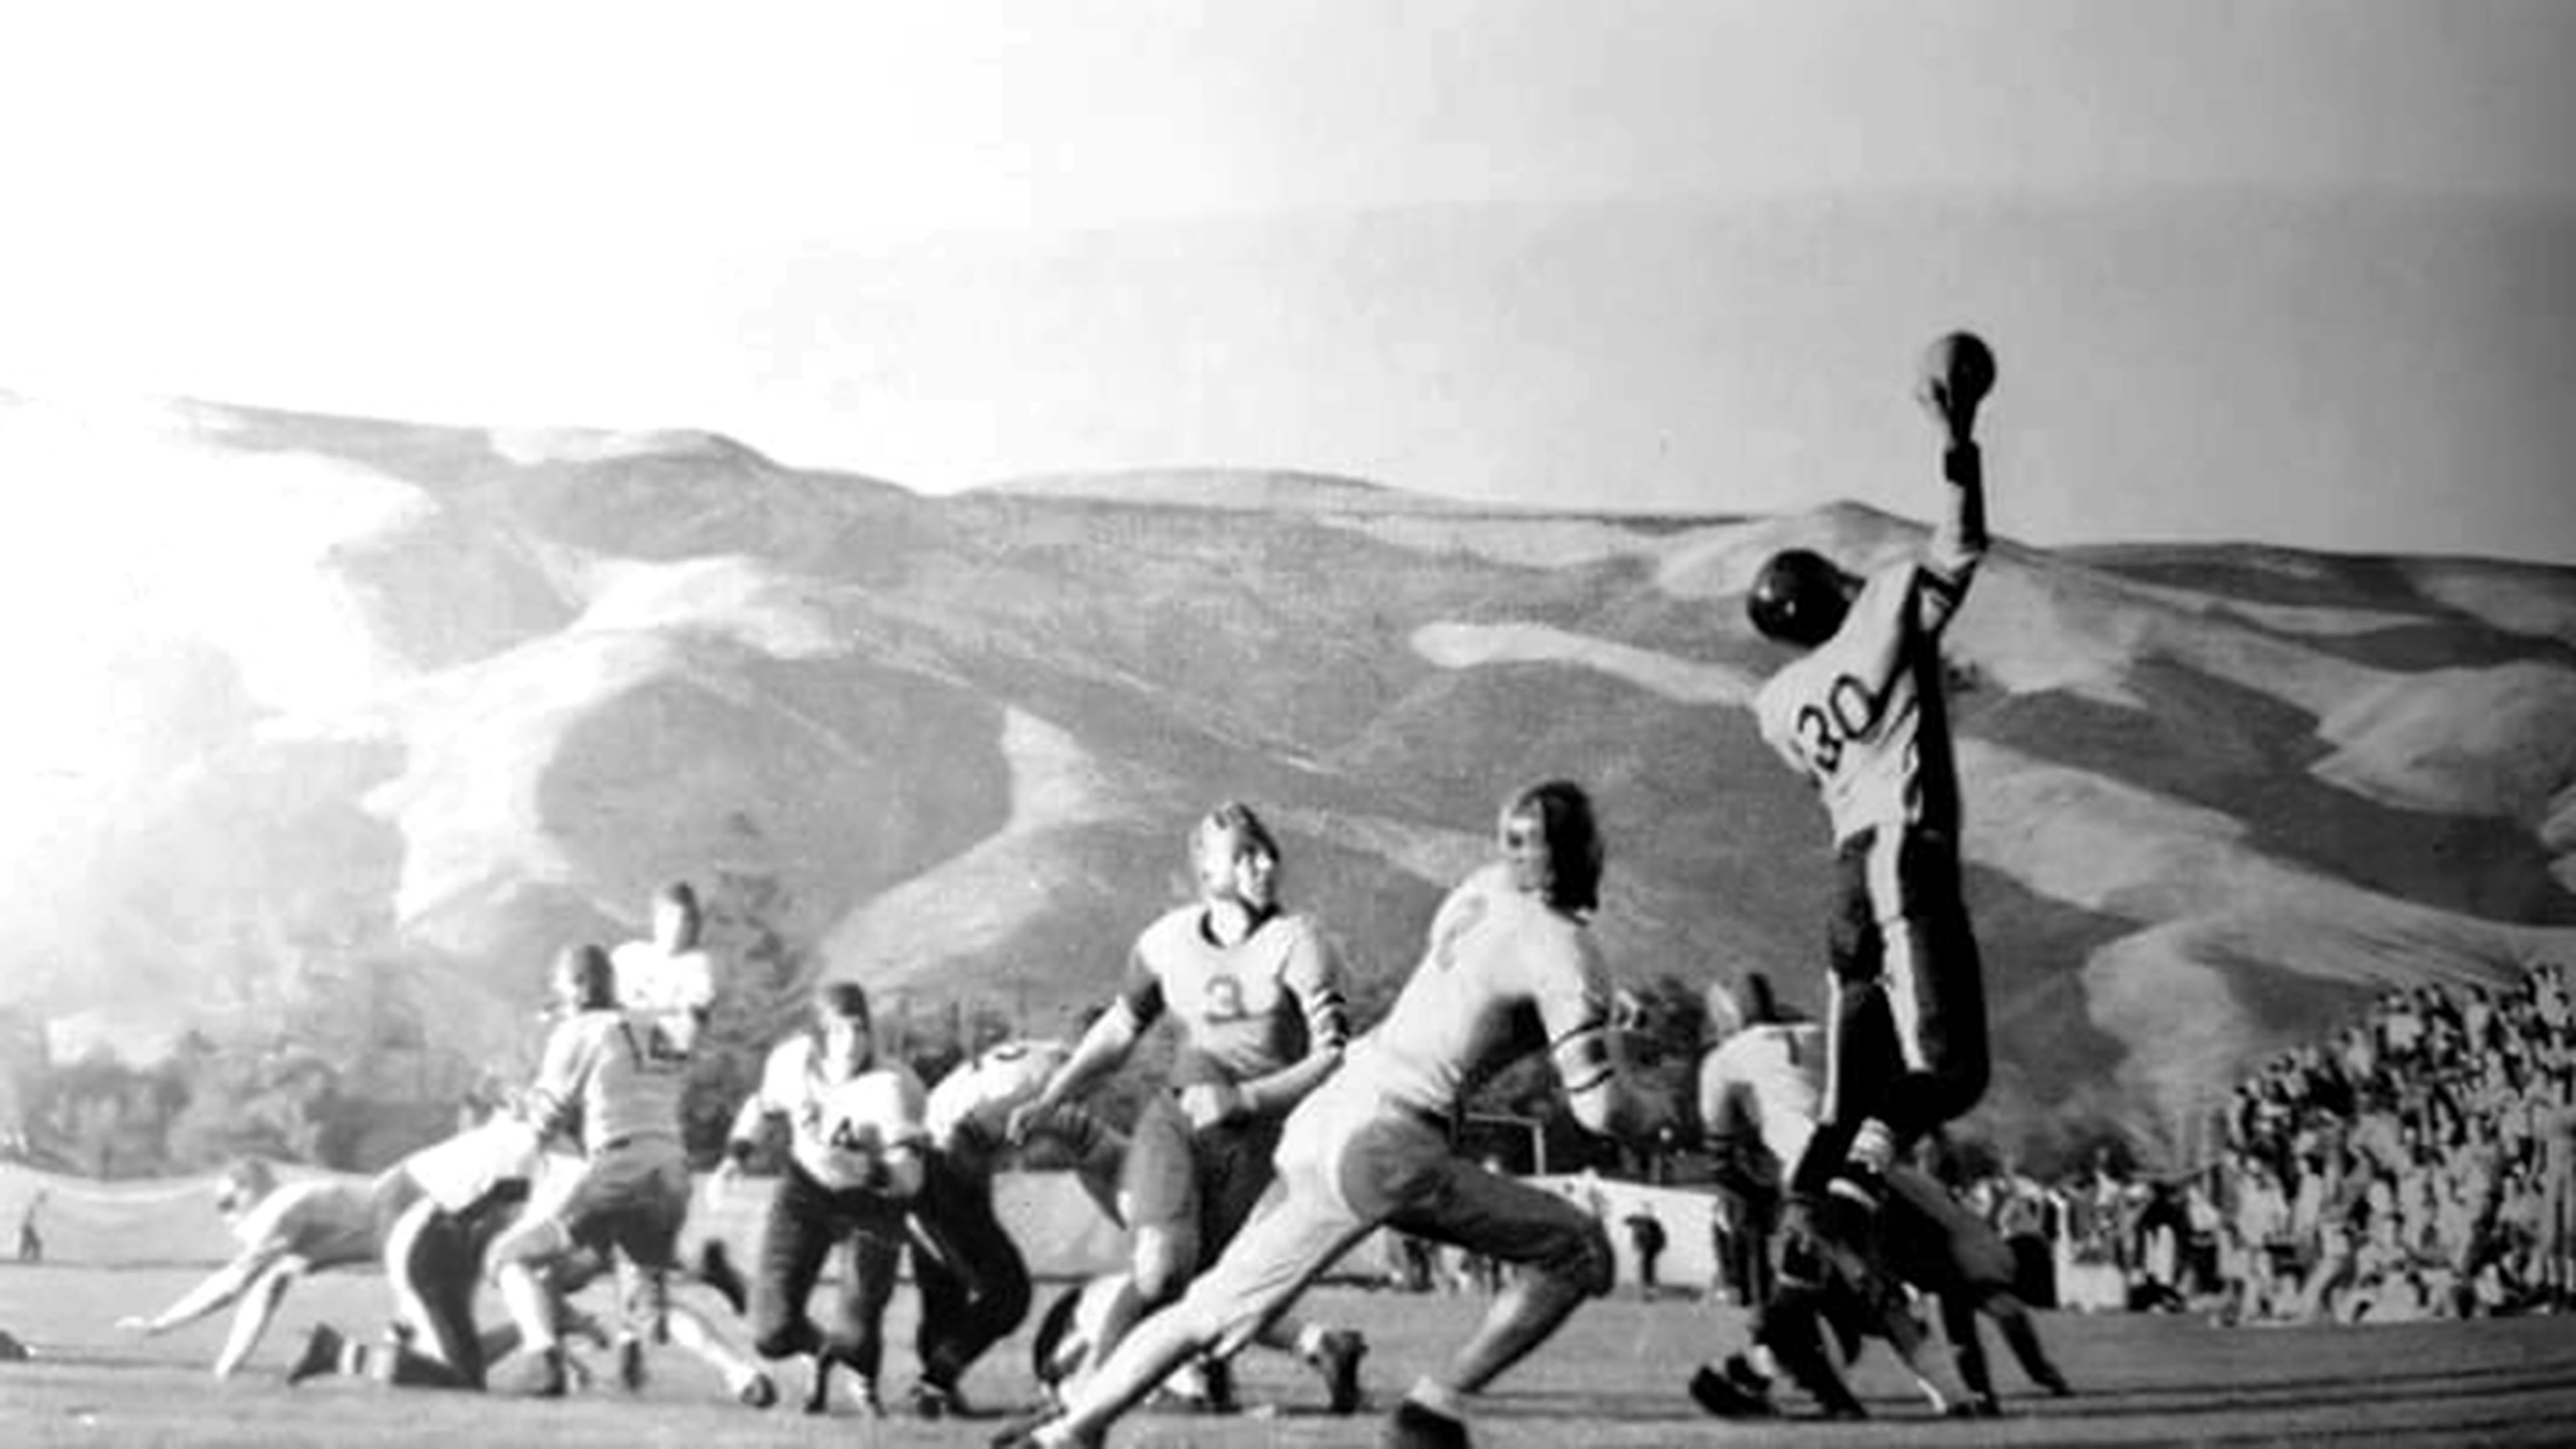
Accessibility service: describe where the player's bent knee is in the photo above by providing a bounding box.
[1537,1218,1617,1298]
[1131,1228,1196,1307]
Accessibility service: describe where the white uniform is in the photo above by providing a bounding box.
[745,1036,927,1194]
[610,939,716,1059]
[402,1116,546,1214]
[1698,1022,1828,1194]
[1753,536,1980,847]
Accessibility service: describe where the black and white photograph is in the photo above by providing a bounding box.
[1,3,2571,1444]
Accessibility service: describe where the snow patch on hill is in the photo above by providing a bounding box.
[2312,661,2576,823]
[1331,513,1707,570]
[569,555,849,660]
[817,708,1149,987]
[488,427,773,469]
[2400,558,2576,645]
[1410,621,1758,704]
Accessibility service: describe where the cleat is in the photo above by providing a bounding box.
[851,1376,884,1418]
[696,1240,749,1316]
[908,1379,966,1419]
[989,1413,1101,1448]
[801,1354,834,1415]
[1313,1328,1368,1415]
[286,1324,343,1386]
[1198,1355,1237,1415]
[613,1334,647,1393]
[502,1345,569,1399]
[1383,1397,1471,1448]
[1688,1362,1776,1419]
[735,1369,777,1409]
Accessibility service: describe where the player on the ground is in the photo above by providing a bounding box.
[717,979,927,1416]
[1744,331,1998,1254]
[998,779,1668,1449]
[282,1112,547,1391]
[115,1157,421,1379]
[1004,801,1364,1414]
[908,1036,1126,1419]
[484,943,773,1405]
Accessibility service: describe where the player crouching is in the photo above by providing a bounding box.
[717,979,928,1416]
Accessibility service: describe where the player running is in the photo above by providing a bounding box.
[998,779,1668,1449]
[1005,801,1364,1414]
[908,1036,1126,1419]
[1743,331,1998,1255]
[115,1157,422,1379]
[716,979,928,1416]
[484,943,772,1405]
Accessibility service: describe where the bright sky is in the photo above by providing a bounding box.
[3,1,2573,559]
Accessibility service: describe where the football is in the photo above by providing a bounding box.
[1919,329,1997,415]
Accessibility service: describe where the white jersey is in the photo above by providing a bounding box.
[925,1038,1116,1179]
[1697,1022,1826,1193]
[400,1116,545,1214]
[747,1035,928,1193]
[611,939,716,1059]
[1338,862,1613,1120]
[1754,541,1979,845]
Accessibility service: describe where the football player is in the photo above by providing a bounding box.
[610,881,716,1061]
[998,780,1669,1449]
[115,1157,421,1379]
[1005,802,1365,1414]
[484,944,773,1405]
[906,1036,1126,1418]
[716,979,927,1415]
[1744,332,1998,1253]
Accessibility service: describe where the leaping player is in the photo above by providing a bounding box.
[1743,330,1998,1263]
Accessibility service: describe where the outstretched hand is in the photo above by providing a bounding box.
[1915,331,1996,446]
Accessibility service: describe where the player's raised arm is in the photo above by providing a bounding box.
[1917,330,1995,622]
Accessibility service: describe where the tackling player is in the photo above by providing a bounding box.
[1744,331,1998,1252]
[282,1112,548,1390]
[908,1036,1126,1418]
[115,1157,421,1379]
[716,980,928,1416]
[483,943,773,1405]
[998,780,1667,1449]
[1004,802,1365,1415]
[1688,972,2067,1421]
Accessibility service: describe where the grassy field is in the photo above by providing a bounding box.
[7,1263,2576,1447]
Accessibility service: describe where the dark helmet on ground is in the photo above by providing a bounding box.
[1746,549,1853,648]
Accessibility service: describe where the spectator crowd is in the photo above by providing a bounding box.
[1955,964,2576,1326]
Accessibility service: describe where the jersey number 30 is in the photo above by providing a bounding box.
[1792,674,1878,777]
